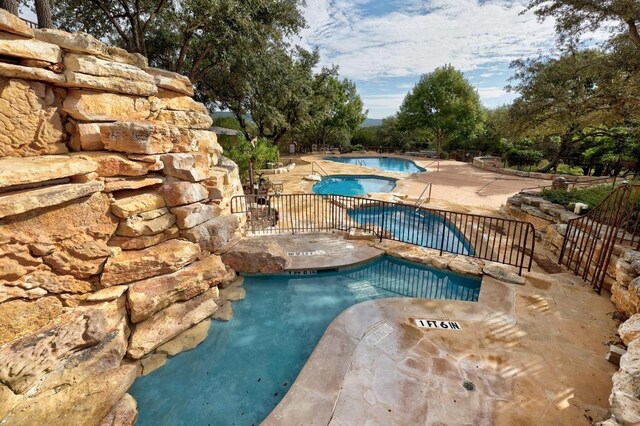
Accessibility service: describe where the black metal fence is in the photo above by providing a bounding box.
[559,183,640,293]
[231,194,536,274]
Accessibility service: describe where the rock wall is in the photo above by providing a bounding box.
[0,12,244,425]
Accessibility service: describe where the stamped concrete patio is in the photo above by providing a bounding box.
[249,234,618,425]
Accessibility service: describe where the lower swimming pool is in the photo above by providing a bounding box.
[312,175,396,196]
[129,256,480,425]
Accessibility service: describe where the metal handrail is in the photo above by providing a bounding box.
[415,182,432,209]
[231,193,535,274]
[424,160,440,173]
[311,162,329,177]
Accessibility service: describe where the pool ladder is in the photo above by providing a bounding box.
[356,159,366,167]
[311,161,329,176]
[415,182,433,209]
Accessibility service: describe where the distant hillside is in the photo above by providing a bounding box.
[362,118,383,127]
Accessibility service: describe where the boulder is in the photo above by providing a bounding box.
[161,153,210,181]
[103,46,148,68]
[221,240,288,274]
[0,155,96,190]
[154,110,213,129]
[0,297,63,346]
[219,285,246,301]
[610,390,640,426]
[0,61,65,84]
[72,151,162,177]
[156,319,211,356]
[34,28,107,55]
[145,67,194,95]
[447,257,484,276]
[1,366,136,426]
[86,285,128,302]
[116,207,176,237]
[182,215,241,253]
[127,255,226,322]
[2,270,92,295]
[0,9,34,37]
[158,181,209,207]
[100,121,173,154]
[0,78,66,157]
[104,176,165,192]
[170,202,221,229]
[101,239,201,286]
[0,181,105,219]
[0,32,61,63]
[127,288,218,359]
[110,192,166,218]
[64,53,154,84]
[108,226,179,250]
[69,122,104,151]
[173,129,222,154]
[482,263,526,285]
[619,314,640,346]
[156,89,207,113]
[98,394,138,426]
[63,89,151,121]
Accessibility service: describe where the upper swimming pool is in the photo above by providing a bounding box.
[129,256,480,426]
[312,175,396,196]
[323,156,425,174]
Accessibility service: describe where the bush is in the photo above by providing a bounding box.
[352,144,365,151]
[541,184,616,209]
[504,148,543,168]
[219,136,279,180]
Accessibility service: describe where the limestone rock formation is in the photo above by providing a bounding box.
[63,90,151,121]
[0,32,61,63]
[156,319,211,356]
[221,240,289,273]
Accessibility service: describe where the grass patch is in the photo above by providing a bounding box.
[541,184,616,209]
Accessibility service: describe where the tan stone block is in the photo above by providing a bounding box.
[0,297,63,346]
[72,151,162,177]
[110,192,166,218]
[182,215,241,253]
[188,129,223,154]
[64,53,154,83]
[161,153,210,181]
[155,109,212,129]
[34,28,107,55]
[0,181,104,219]
[0,78,66,157]
[63,89,151,121]
[156,319,211,356]
[101,121,174,154]
[69,122,104,150]
[63,71,157,96]
[158,181,209,207]
[102,45,148,68]
[116,207,176,237]
[127,288,218,359]
[104,176,165,192]
[157,88,207,113]
[108,226,179,250]
[128,255,225,322]
[0,32,61,63]
[0,61,65,84]
[101,239,201,286]
[0,9,34,37]
[170,202,221,229]
[0,155,96,189]
[146,67,193,95]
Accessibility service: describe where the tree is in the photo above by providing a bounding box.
[35,0,52,28]
[525,0,640,50]
[397,65,484,154]
[0,0,18,15]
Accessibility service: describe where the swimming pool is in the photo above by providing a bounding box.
[312,175,396,196]
[129,256,480,425]
[349,205,473,255]
[324,156,425,174]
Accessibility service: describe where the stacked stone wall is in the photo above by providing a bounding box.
[0,12,244,424]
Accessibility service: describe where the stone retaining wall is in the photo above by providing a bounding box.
[473,156,607,182]
[0,13,244,425]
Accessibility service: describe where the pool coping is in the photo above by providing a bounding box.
[322,154,427,174]
[263,273,513,425]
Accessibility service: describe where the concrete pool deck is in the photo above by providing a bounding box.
[276,154,550,213]
[252,234,618,425]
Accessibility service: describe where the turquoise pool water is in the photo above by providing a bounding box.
[324,156,425,173]
[312,175,397,196]
[129,256,480,426]
[349,205,473,255]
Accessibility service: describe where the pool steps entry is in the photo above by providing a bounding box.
[231,194,535,274]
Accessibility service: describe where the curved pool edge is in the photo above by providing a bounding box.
[322,155,427,174]
[263,275,515,425]
[312,174,398,197]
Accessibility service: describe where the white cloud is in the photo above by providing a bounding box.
[477,86,508,99]
[299,0,559,81]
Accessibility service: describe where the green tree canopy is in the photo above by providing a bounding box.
[396,65,484,154]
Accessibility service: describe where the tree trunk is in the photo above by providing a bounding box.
[537,132,572,173]
[0,0,18,15]
[627,20,640,50]
[35,0,52,28]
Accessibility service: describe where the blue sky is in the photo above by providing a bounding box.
[297,0,560,118]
